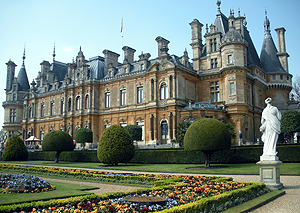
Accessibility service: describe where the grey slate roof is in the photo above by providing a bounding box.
[17,62,30,91]
[51,60,68,81]
[260,15,286,73]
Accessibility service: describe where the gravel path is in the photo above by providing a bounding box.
[41,177,145,194]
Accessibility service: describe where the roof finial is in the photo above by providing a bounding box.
[238,7,240,16]
[216,0,221,13]
[22,45,26,66]
[264,8,271,37]
[53,41,56,62]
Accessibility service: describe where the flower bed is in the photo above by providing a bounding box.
[0,173,56,194]
[0,164,269,212]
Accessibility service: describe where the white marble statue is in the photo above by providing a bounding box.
[259,97,281,160]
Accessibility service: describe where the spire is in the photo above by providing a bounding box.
[53,41,56,62]
[216,0,221,14]
[264,8,271,37]
[17,48,30,91]
[22,46,26,67]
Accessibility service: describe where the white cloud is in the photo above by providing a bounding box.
[63,47,73,52]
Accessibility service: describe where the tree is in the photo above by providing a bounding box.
[42,131,74,163]
[173,120,192,147]
[291,76,300,102]
[124,125,142,141]
[97,124,135,165]
[225,124,236,139]
[75,128,93,149]
[184,118,231,168]
[2,135,28,161]
[281,110,300,134]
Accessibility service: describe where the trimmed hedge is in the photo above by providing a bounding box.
[28,144,300,163]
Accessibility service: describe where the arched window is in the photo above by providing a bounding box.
[161,120,168,144]
[61,100,64,114]
[76,96,81,110]
[29,107,32,118]
[50,102,55,116]
[68,98,72,111]
[41,104,45,117]
[160,83,168,100]
[105,92,110,108]
[85,95,89,109]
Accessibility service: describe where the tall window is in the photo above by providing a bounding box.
[214,38,217,51]
[105,92,110,108]
[160,83,168,100]
[272,75,276,80]
[230,82,235,95]
[210,39,213,52]
[29,107,32,118]
[211,58,218,69]
[10,109,16,122]
[210,82,219,102]
[85,95,89,109]
[40,129,44,140]
[228,55,233,64]
[50,102,55,116]
[68,98,72,111]
[41,104,45,117]
[61,100,64,114]
[13,94,16,101]
[137,87,143,103]
[76,96,81,110]
[120,89,126,106]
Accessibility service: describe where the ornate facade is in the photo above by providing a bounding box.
[2,1,292,146]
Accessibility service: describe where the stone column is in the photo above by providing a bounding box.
[153,114,158,142]
[173,112,176,139]
[149,114,153,141]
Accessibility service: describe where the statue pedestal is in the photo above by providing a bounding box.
[256,159,283,190]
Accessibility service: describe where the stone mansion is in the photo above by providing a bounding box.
[2,1,292,146]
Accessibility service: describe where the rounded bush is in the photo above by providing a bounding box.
[97,124,135,165]
[42,131,74,152]
[2,135,28,161]
[124,125,142,141]
[75,128,93,147]
[184,118,231,152]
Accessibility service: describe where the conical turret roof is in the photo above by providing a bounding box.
[260,11,286,73]
[17,49,30,91]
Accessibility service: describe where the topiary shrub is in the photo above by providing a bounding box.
[42,131,74,163]
[97,124,135,165]
[75,128,93,149]
[2,135,28,161]
[184,118,231,167]
[124,125,142,141]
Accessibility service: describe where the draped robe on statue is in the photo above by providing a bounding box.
[260,105,281,156]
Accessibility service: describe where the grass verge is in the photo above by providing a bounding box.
[0,180,96,205]
[3,161,300,175]
[223,190,285,213]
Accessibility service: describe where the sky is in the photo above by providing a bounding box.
[0,0,299,127]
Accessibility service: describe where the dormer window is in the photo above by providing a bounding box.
[272,75,276,80]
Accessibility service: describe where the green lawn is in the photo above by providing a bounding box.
[0,180,96,205]
[2,161,300,175]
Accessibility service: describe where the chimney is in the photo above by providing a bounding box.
[189,19,203,70]
[275,27,289,72]
[103,49,120,74]
[155,36,170,59]
[122,46,136,63]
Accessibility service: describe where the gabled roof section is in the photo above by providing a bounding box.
[260,12,286,73]
[214,12,228,35]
